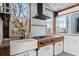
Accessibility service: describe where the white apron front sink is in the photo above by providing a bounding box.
[10,39,37,55]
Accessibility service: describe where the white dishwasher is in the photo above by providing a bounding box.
[38,44,53,56]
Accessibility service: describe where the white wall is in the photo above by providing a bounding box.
[0,18,3,45]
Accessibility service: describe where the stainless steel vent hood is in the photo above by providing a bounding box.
[32,3,51,20]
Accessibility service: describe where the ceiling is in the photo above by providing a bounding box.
[46,3,77,11]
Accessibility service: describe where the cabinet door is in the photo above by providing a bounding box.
[38,44,53,56]
[54,41,63,55]
[48,45,53,56]
[74,37,79,55]
[15,50,36,56]
[70,36,79,56]
[64,36,79,56]
[64,36,72,52]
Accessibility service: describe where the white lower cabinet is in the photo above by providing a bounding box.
[54,41,63,56]
[38,44,53,56]
[64,35,79,56]
[15,50,36,56]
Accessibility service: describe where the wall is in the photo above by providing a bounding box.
[58,6,79,34]
[0,18,3,45]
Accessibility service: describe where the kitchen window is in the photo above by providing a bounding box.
[56,15,68,33]
[0,3,10,13]
[10,3,30,38]
[45,9,53,35]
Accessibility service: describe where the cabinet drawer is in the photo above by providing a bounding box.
[38,44,53,56]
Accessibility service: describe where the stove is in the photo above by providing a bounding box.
[32,36,51,39]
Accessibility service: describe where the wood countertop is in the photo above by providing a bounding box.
[0,41,10,48]
[37,35,64,48]
[0,40,10,56]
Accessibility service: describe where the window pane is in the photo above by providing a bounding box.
[45,9,53,35]
[11,3,29,18]
[10,3,29,38]
[0,3,3,6]
[5,3,9,7]
[56,15,68,33]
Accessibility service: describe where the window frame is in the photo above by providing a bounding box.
[45,9,53,35]
[10,3,30,38]
[0,3,10,14]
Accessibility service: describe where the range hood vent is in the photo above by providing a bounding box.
[32,3,51,20]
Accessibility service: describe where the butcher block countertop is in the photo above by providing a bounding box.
[0,41,10,48]
[0,40,10,56]
[52,35,64,42]
[37,35,64,48]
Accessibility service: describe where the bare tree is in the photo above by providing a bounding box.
[11,3,29,38]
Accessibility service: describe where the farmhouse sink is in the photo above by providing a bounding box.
[10,39,37,55]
